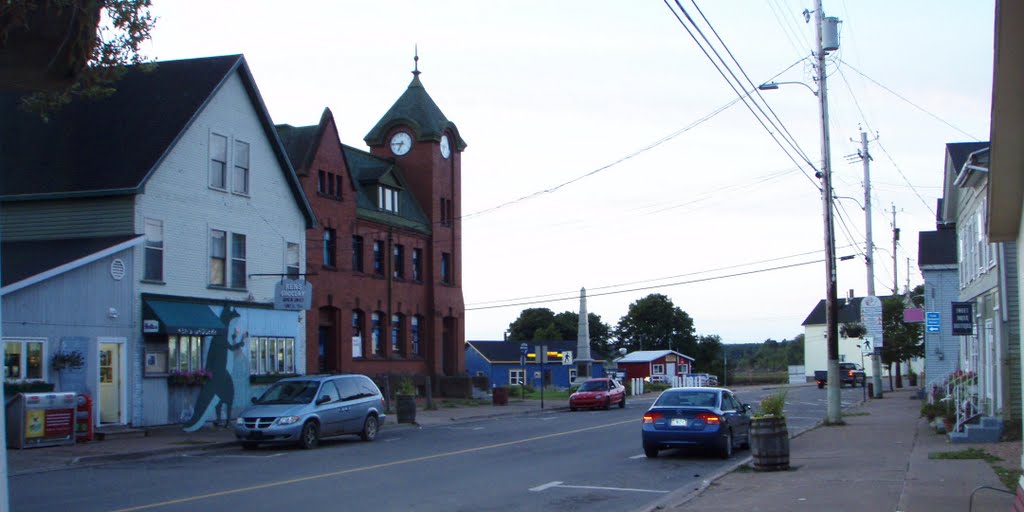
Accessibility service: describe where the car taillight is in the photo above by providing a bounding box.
[848,370,854,377]
[642,412,663,424]
[695,412,721,424]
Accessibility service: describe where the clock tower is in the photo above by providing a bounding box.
[364,54,467,376]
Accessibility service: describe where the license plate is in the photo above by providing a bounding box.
[670,418,688,427]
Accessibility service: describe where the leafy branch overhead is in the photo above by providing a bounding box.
[1,0,157,119]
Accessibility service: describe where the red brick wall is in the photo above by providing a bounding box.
[299,115,464,382]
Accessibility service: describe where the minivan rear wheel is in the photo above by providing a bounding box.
[299,421,319,449]
[360,415,379,442]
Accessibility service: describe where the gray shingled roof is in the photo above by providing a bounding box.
[2,236,139,287]
[0,55,316,228]
[946,142,989,173]
[363,74,466,150]
[801,297,866,326]
[343,145,431,233]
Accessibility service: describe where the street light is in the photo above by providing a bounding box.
[757,80,818,96]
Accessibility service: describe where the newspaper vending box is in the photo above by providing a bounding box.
[6,392,77,449]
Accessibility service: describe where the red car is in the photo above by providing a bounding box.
[570,378,626,411]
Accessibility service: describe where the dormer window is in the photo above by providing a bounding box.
[379,186,400,213]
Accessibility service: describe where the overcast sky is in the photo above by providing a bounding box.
[146,1,994,345]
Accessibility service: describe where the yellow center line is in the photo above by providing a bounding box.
[112,418,637,511]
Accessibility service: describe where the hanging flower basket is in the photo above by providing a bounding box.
[51,350,86,371]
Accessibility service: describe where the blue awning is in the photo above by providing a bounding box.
[143,300,226,336]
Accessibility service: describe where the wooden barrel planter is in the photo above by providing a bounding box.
[750,416,790,471]
[396,394,417,424]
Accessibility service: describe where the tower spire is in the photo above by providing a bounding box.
[413,45,420,78]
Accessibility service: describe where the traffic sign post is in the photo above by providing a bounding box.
[520,343,528,400]
[535,344,547,409]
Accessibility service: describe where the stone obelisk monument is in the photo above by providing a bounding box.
[575,287,594,383]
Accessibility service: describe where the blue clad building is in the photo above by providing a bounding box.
[465,340,606,390]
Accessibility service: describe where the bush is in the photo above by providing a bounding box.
[754,388,787,419]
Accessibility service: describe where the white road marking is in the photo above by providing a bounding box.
[628,454,646,460]
[531,481,668,494]
[539,417,557,421]
[530,481,563,492]
[185,453,286,459]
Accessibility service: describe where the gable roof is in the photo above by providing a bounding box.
[918,229,957,266]
[343,145,431,233]
[363,74,466,150]
[465,340,604,363]
[941,142,991,223]
[0,54,316,227]
[615,350,694,363]
[801,297,867,326]
[1,235,142,294]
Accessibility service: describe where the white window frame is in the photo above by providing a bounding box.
[209,229,247,289]
[4,338,46,382]
[411,315,422,355]
[652,364,665,375]
[378,186,400,213]
[371,312,382,355]
[286,242,300,278]
[249,337,296,375]
[509,369,525,385]
[352,310,364,359]
[168,335,204,373]
[232,140,250,195]
[210,133,228,190]
[144,218,164,281]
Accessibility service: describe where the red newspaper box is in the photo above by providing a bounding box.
[75,393,94,442]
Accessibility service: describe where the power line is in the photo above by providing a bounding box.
[662,0,820,190]
[838,59,982,141]
[466,258,826,311]
[467,244,854,307]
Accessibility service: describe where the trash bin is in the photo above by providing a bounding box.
[492,387,508,406]
[6,392,77,449]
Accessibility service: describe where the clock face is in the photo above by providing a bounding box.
[440,135,451,159]
[390,132,412,156]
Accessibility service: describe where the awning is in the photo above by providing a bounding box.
[143,300,226,336]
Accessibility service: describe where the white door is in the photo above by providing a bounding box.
[99,343,122,423]
[667,363,677,382]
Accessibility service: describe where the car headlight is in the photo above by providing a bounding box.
[276,416,300,425]
[235,417,244,426]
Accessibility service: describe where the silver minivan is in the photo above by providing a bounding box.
[234,374,386,449]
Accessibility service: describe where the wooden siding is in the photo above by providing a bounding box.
[1005,242,1021,420]
[1,196,135,241]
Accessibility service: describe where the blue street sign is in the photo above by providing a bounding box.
[926,311,940,321]
[927,325,940,333]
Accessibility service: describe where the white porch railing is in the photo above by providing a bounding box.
[939,371,979,433]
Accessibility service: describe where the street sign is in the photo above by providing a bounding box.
[861,336,874,355]
[562,352,573,365]
[520,343,528,355]
[952,302,973,335]
[520,355,526,366]
[925,311,941,334]
[861,296,884,354]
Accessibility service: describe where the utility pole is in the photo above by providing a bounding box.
[857,130,884,399]
[892,204,900,296]
[813,0,842,425]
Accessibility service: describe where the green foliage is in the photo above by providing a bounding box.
[506,309,612,357]
[11,0,158,119]
[691,334,723,375]
[645,382,671,392]
[929,447,1021,491]
[881,296,924,366]
[614,294,696,355]
[396,377,416,395]
[753,389,787,418]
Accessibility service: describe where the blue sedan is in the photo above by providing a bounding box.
[641,387,751,459]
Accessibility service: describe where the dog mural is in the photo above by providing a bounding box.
[182,305,246,432]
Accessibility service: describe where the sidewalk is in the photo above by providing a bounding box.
[6,387,1021,512]
[648,387,1020,512]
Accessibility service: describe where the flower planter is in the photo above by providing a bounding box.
[396,394,417,424]
[750,416,790,471]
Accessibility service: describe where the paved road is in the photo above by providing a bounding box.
[9,384,865,511]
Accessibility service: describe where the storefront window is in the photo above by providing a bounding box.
[4,339,45,381]
[168,335,205,372]
[249,337,296,375]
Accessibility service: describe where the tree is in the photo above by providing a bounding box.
[614,294,696,355]
[506,308,556,342]
[533,324,561,342]
[881,293,924,389]
[692,334,723,376]
[1,0,157,118]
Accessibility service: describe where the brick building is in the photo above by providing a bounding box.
[277,64,466,385]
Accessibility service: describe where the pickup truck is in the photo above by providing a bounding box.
[814,363,866,388]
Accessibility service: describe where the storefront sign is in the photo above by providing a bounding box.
[274,279,312,311]
[952,302,973,335]
[143,319,160,333]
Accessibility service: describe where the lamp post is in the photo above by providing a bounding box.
[758,0,842,424]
